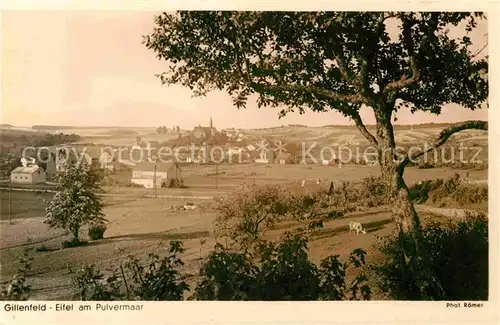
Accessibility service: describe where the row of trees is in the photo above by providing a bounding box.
[156,126,181,134]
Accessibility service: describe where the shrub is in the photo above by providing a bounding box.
[326,176,391,211]
[359,176,389,206]
[373,213,488,300]
[451,185,488,207]
[123,241,190,300]
[169,178,187,188]
[408,180,435,203]
[194,233,371,301]
[62,238,88,248]
[72,264,122,300]
[88,222,107,240]
[73,241,190,301]
[0,245,34,301]
[35,245,54,253]
[212,184,293,250]
[407,174,488,209]
[418,162,436,169]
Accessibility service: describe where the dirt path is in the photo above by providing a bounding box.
[415,205,484,218]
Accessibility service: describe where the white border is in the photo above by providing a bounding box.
[0,1,498,324]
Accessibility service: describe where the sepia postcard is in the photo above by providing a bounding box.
[0,0,498,324]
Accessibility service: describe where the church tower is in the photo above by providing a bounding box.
[210,116,214,136]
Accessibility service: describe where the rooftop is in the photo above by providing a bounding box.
[12,165,40,174]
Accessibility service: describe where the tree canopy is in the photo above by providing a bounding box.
[144,11,488,234]
[45,164,106,242]
[144,12,487,131]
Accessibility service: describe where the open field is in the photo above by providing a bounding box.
[0,123,489,300]
[0,160,488,299]
[0,194,479,300]
[3,123,485,151]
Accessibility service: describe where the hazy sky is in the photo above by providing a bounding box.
[1,11,488,129]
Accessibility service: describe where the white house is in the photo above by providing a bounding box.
[131,175,163,189]
[131,162,182,188]
[11,165,46,184]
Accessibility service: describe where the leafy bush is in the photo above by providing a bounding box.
[374,213,488,300]
[0,245,34,301]
[326,176,391,211]
[123,241,189,300]
[407,174,487,209]
[213,184,293,250]
[418,162,436,169]
[73,241,190,301]
[35,245,53,253]
[359,176,390,206]
[88,222,107,240]
[72,264,122,300]
[194,233,371,301]
[62,238,88,248]
[451,185,488,207]
[168,178,188,188]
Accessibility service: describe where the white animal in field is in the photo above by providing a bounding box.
[181,203,197,210]
[349,221,367,235]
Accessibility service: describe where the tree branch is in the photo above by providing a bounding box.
[333,51,352,81]
[472,40,488,58]
[399,120,488,169]
[382,18,421,95]
[348,111,379,147]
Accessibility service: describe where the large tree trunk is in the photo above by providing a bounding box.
[380,159,422,234]
[374,109,422,235]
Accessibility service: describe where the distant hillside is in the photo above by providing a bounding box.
[94,129,139,137]
[31,125,148,131]
[319,122,481,130]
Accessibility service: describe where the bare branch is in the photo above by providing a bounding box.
[399,120,488,169]
[472,41,488,58]
[348,111,379,146]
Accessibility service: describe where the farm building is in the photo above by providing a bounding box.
[131,162,182,188]
[22,148,58,177]
[10,165,46,184]
[78,146,115,171]
[130,175,163,189]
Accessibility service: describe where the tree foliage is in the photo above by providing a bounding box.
[144,11,488,235]
[374,213,488,300]
[45,164,107,243]
[194,233,370,300]
[144,11,487,120]
[212,183,292,249]
[72,241,189,301]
